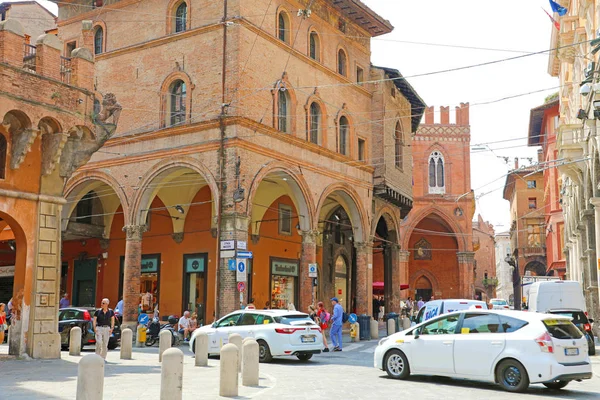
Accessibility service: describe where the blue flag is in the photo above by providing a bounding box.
[549,0,567,16]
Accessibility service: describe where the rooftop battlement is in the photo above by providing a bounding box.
[423,103,470,126]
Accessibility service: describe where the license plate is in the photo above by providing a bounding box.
[565,348,579,356]
[301,335,316,343]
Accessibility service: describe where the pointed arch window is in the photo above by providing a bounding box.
[278,11,290,43]
[428,151,445,194]
[0,133,6,179]
[395,121,403,169]
[339,116,349,155]
[309,31,320,61]
[94,26,103,54]
[175,2,187,33]
[277,89,290,133]
[169,79,186,126]
[338,49,347,76]
[309,102,321,144]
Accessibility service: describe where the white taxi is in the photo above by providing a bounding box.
[375,310,592,392]
[189,309,323,362]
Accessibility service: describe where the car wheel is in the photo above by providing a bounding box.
[296,353,313,361]
[257,340,272,363]
[589,346,596,356]
[384,349,410,380]
[543,380,569,390]
[496,359,530,393]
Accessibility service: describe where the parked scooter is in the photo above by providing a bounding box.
[145,315,179,346]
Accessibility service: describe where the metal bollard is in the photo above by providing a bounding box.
[120,328,133,360]
[242,339,259,386]
[370,319,379,340]
[220,343,239,397]
[159,330,172,362]
[228,333,243,372]
[76,354,104,400]
[69,326,82,356]
[195,332,208,367]
[387,318,396,335]
[160,348,183,400]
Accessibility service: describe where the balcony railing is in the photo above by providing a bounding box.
[60,56,71,84]
[483,277,498,288]
[23,43,36,72]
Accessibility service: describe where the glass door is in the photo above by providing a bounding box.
[183,254,207,325]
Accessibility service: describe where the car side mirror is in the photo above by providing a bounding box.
[414,328,421,339]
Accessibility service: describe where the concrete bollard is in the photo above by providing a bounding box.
[387,319,396,335]
[228,333,243,372]
[370,319,379,340]
[69,326,82,356]
[160,348,183,400]
[120,328,133,360]
[220,343,239,397]
[76,354,104,400]
[159,330,172,362]
[402,317,411,331]
[242,339,259,386]
[195,332,208,367]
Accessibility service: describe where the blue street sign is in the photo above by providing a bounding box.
[237,261,245,273]
[348,313,357,324]
[237,251,253,259]
[228,259,236,271]
[138,313,149,325]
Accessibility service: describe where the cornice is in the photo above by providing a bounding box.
[56,0,143,27]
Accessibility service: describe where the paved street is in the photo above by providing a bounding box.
[2,332,600,400]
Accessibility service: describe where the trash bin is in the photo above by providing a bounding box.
[358,314,371,340]
[387,312,400,335]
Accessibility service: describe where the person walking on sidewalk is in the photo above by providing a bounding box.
[93,298,115,360]
[330,297,343,352]
[0,302,6,344]
[316,302,331,352]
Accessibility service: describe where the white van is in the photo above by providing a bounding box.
[527,280,586,313]
[412,299,487,325]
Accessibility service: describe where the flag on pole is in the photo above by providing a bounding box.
[543,8,560,31]
[548,0,567,16]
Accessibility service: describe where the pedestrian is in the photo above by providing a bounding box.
[378,296,385,322]
[178,311,192,342]
[308,305,317,322]
[0,302,6,345]
[406,297,413,316]
[264,301,270,310]
[189,313,198,334]
[316,301,330,352]
[59,293,69,309]
[416,296,424,310]
[115,297,124,322]
[372,295,380,320]
[330,297,343,352]
[430,295,436,301]
[93,298,115,360]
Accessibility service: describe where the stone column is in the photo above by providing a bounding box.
[218,213,248,317]
[457,252,476,299]
[582,210,600,338]
[589,198,600,334]
[398,250,410,295]
[388,244,402,313]
[355,242,373,316]
[300,231,318,311]
[122,225,146,331]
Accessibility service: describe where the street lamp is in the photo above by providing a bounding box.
[505,251,521,310]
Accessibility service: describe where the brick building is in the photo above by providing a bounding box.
[51,0,425,330]
[0,1,56,40]
[472,214,496,301]
[0,18,119,357]
[400,104,476,301]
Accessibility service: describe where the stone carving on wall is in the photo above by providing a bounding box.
[414,238,432,260]
[94,93,122,126]
[10,129,38,170]
[41,132,69,175]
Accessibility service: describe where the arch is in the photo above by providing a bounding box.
[245,161,316,232]
[410,269,440,295]
[93,24,104,55]
[3,110,32,135]
[337,47,348,77]
[308,28,321,62]
[372,206,401,240]
[38,116,62,135]
[130,157,219,228]
[524,260,547,277]
[160,71,194,128]
[402,205,468,252]
[335,107,355,158]
[276,7,291,44]
[271,74,297,136]
[428,150,445,194]
[316,182,368,243]
[166,0,191,34]
[62,170,130,237]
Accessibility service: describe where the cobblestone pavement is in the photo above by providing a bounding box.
[1,334,599,399]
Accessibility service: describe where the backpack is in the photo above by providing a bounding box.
[342,312,349,323]
[319,310,330,325]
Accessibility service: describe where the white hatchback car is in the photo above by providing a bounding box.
[375,310,592,392]
[189,309,323,362]
[490,298,510,310]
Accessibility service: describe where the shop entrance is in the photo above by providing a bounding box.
[270,258,299,309]
[415,275,433,302]
[183,253,207,325]
[334,255,348,310]
[73,258,97,307]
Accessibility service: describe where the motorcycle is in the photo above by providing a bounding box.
[145,315,179,347]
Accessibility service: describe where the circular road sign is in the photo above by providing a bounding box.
[138,313,149,325]
[348,313,357,324]
[237,282,246,292]
[238,261,245,272]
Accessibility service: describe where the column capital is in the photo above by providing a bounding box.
[457,251,475,264]
[398,250,410,262]
[123,225,146,241]
[354,241,373,252]
[300,230,320,244]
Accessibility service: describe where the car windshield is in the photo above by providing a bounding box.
[274,314,314,325]
[549,312,586,324]
[491,300,507,305]
[543,319,583,339]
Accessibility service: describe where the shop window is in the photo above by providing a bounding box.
[76,192,94,224]
[528,197,537,209]
[0,133,6,179]
[270,259,299,309]
[183,254,207,324]
[278,11,290,43]
[94,26,103,54]
[356,66,364,85]
[119,254,161,315]
[339,116,349,155]
[175,2,187,33]
[527,180,536,189]
[395,121,403,169]
[277,89,290,133]
[358,138,365,161]
[309,31,320,61]
[428,151,445,194]
[278,204,292,235]
[169,79,186,126]
[337,49,347,77]
[309,102,321,145]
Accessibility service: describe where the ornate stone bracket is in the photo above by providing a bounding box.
[123,225,147,241]
[41,132,69,175]
[354,241,373,253]
[9,128,38,170]
[172,232,184,244]
[457,251,475,264]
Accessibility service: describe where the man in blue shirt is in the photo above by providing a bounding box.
[59,293,69,309]
[330,297,343,351]
[115,298,124,322]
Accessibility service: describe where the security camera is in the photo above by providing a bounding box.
[580,83,592,95]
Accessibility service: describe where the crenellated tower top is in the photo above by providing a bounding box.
[423,103,470,126]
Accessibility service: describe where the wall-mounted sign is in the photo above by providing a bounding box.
[141,255,158,273]
[220,240,235,250]
[238,241,247,250]
[271,260,298,277]
[220,250,236,259]
[185,257,205,273]
[0,265,15,277]
[308,263,317,278]
[236,259,247,282]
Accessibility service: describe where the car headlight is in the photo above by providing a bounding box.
[378,337,389,347]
